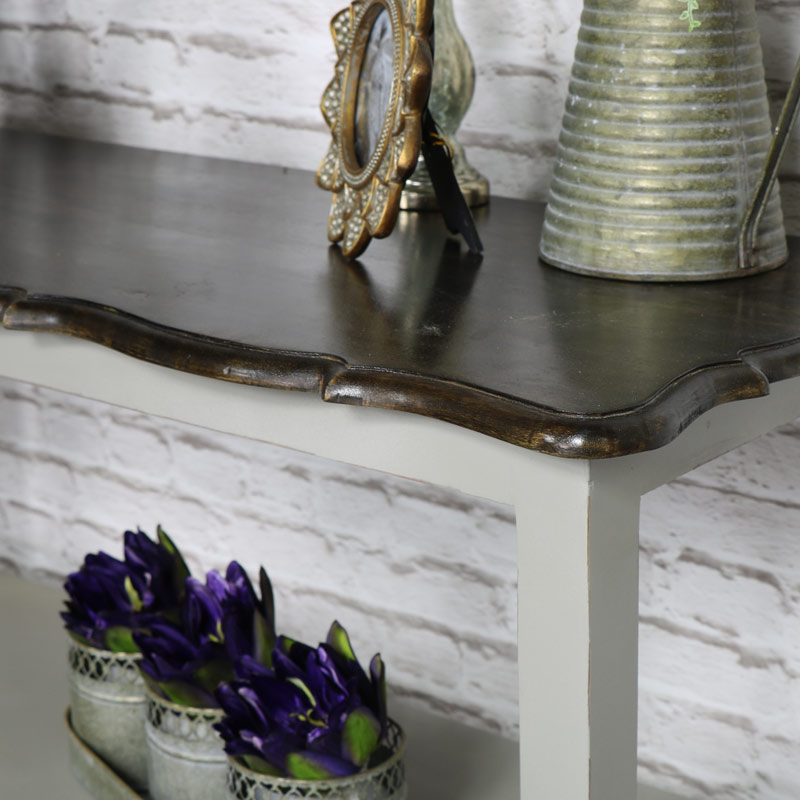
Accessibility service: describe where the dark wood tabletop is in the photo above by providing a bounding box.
[2,129,800,458]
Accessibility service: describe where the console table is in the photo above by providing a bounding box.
[2,130,800,800]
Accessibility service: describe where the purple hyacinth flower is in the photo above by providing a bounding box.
[62,551,160,652]
[183,576,225,642]
[210,561,276,667]
[123,525,190,614]
[135,561,277,708]
[62,525,191,652]
[215,622,387,779]
[62,551,140,650]
[135,617,227,707]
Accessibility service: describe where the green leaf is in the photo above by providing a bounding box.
[370,653,386,697]
[158,607,181,626]
[341,707,380,767]
[253,611,276,668]
[240,755,285,777]
[369,653,387,730]
[103,626,139,653]
[124,576,144,612]
[287,677,317,708]
[138,670,162,697]
[158,680,217,708]
[140,672,212,707]
[207,618,225,644]
[157,525,191,599]
[192,657,235,694]
[366,744,394,769]
[259,567,275,629]
[67,630,95,648]
[285,752,338,780]
[326,621,357,662]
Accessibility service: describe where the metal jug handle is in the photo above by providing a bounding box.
[739,55,800,269]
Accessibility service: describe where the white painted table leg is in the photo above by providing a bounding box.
[514,456,640,800]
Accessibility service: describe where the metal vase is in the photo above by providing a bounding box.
[539,0,800,281]
[145,689,227,800]
[226,719,407,800]
[400,0,489,210]
[68,638,148,791]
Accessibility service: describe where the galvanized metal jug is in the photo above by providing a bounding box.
[540,0,800,281]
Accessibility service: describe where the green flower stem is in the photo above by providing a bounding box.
[680,0,701,31]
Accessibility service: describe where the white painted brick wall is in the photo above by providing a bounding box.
[0,378,520,735]
[2,1,800,797]
[2,1,798,212]
[638,428,800,799]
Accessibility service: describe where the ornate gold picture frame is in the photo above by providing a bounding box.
[317,0,434,259]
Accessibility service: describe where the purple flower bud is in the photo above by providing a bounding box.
[135,562,277,708]
[215,623,387,778]
[62,526,191,652]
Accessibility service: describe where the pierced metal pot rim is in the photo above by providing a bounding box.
[145,683,225,719]
[227,718,406,788]
[68,633,143,662]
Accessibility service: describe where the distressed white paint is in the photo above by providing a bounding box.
[2,2,800,798]
[514,460,640,800]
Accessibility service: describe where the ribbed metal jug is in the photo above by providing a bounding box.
[540,0,800,281]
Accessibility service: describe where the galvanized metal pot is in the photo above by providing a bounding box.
[226,719,407,800]
[145,688,227,800]
[68,637,148,791]
[540,0,800,281]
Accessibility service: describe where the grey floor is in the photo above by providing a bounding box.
[1,571,92,798]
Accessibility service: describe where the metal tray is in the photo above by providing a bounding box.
[65,709,148,800]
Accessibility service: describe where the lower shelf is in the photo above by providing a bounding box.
[4,573,688,800]
[66,702,686,800]
[63,697,519,800]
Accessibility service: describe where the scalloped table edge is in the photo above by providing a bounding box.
[3,286,798,460]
